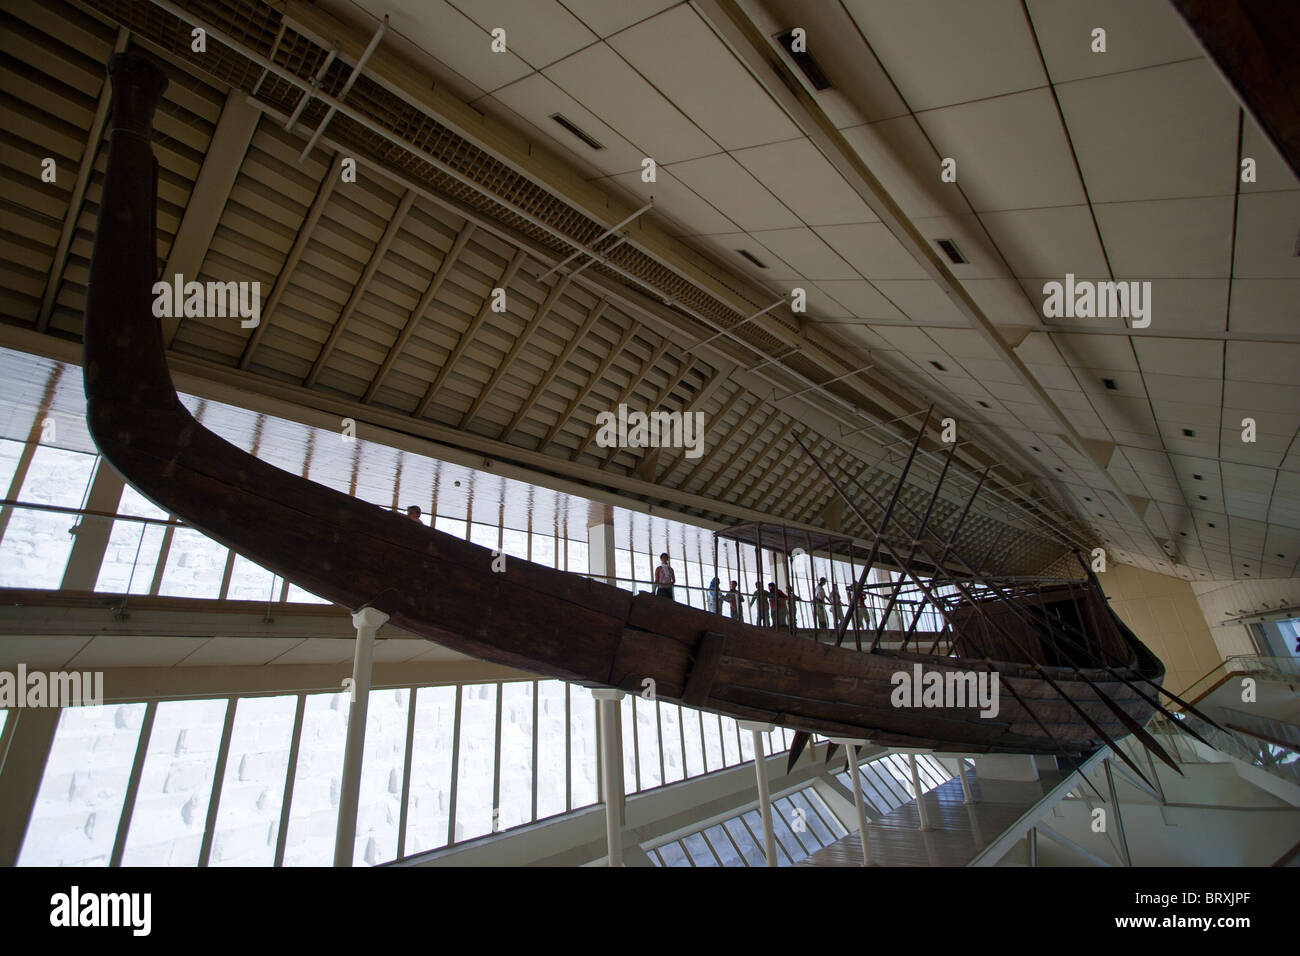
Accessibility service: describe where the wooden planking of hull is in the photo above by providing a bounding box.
[83,53,1165,759]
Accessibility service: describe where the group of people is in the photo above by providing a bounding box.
[653,553,875,632]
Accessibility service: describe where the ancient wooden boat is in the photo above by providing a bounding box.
[85,53,1205,777]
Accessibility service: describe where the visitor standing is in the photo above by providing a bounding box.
[654,553,676,601]
[814,577,830,630]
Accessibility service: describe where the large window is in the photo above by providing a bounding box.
[648,785,846,867]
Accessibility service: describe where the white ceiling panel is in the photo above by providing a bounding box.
[1227,279,1300,335]
[841,0,1046,111]
[816,280,905,319]
[749,227,858,280]
[1240,117,1300,193]
[601,167,740,236]
[1130,279,1230,333]
[979,205,1109,278]
[732,138,878,225]
[1094,197,1234,278]
[1143,371,1223,406]
[814,222,928,279]
[489,72,644,177]
[1052,333,1140,371]
[557,0,678,37]
[1055,60,1239,203]
[841,117,970,220]
[667,153,802,231]
[1233,191,1300,279]
[448,0,597,69]
[963,278,1043,326]
[754,0,910,124]
[690,231,797,279]
[544,42,717,162]
[916,88,1086,212]
[872,279,967,324]
[1025,0,1205,84]
[1133,337,1223,378]
[608,4,802,150]
[1225,342,1300,385]
[358,0,532,96]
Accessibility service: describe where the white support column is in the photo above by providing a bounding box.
[739,720,777,866]
[831,737,872,865]
[588,515,617,587]
[957,755,974,804]
[593,688,625,866]
[333,605,387,867]
[908,753,932,831]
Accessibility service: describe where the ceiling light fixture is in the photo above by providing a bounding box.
[935,239,967,264]
[736,249,768,269]
[776,30,832,90]
[549,113,604,151]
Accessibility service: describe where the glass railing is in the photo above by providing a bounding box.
[1146,712,1300,787]
[1176,655,1300,708]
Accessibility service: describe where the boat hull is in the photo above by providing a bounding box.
[83,53,1162,756]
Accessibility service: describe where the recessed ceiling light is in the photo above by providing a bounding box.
[549,113,604,150]
[977,400,990,408]
[1193,474,1203,480]
[776,30,832,90]
[736,249,768,269]
[1208,522,1216,528]
[1103,378,1117,390]
[936,239,968,264]
[930,360,947,371]
[1198,495,1207,500]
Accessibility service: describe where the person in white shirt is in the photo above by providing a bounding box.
[814,577,830,630]
[654,553,676,601]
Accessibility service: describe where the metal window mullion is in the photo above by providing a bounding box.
[217,549,236,601]
[715,817,748,867]
[696,708,707,775]
[530,680,538,824]
[492,682,503,831]
[803,787,843,839]
[447,684,462,847]
[630,695,641,792]
[197,697,237,867]
[273,693,306,867]
[396,686,417,860]
[564,683,572,813]
[109,700,156,867]
[148,519,176,596]
[697,826,725,866]
[677,702,687,782]
[777,796,817,856]
[655,698,665,786]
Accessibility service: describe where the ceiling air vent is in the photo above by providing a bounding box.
[935,239,967,264]
[776,31,832,91]
[550,114,604,151]
[736,249,768,269]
